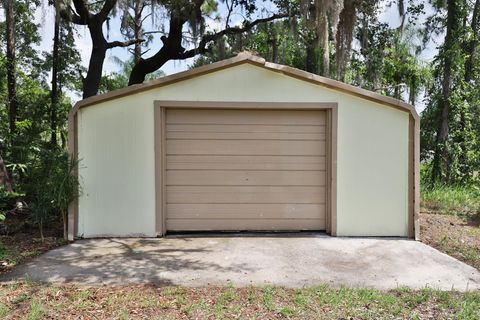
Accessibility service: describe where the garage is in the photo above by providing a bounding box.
[68,52,419,240]
[165,108,328,231]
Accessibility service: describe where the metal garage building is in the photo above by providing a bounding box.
[68,52,420,240]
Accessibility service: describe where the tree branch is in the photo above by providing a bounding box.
[143,30,167,35]
[106,38,145,49]
[58,1,88,25]
[71,0,90,20]
[177,13,289,59]
[98,0,117,20]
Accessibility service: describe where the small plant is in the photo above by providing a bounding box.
[25,146,80,241]
[27,299,44,320]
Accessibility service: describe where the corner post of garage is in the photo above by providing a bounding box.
[67,105,79,241]
[154,102,166,236]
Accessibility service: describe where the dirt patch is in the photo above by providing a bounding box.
[420,212,480,270]
[0,212,66,275]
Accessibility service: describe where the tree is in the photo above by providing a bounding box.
[420,0,480,184]
[335,0,358,81]
[4,0,17,134]
[59,0,144,98]
[128,0,289,85]
[46,4,83,145]
[119,0,157,63]
[430,0,466,183]
[0,153,13,193]
[50,0,61,144]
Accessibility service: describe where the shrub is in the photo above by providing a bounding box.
[24,145,79,241]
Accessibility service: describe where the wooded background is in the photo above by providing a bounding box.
[0,0,479,238]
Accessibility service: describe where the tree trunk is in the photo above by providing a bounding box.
[269,24,278,63]
[304,2,318,74]
[431,0,461,183]
[62,210,68,240]
[0,152,13,193]
[129,47,171,85]
[456,0,480,180]
[133,0,144,63]
[39,219,44,243]
[5,0,18,134]
[335,0,357,81]
[305,42,317,73]
[50,4,60,144]
[318,13,329,76]
[129,17,184,85]
[465,0,479,83]
[83,17,108,99]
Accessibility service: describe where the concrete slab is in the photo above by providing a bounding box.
[2,235,480,291]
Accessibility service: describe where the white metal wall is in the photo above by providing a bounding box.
[76,63,409,237]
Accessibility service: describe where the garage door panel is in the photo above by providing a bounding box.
[167,131,326,141]
[167,124,326,134]
[167,155,327,171]
[167,219,325,231]
[167,186,326,204]
[165,108,328,231]
[167,140,326,156]
[167,109,326,125]
[167,204,326,219]
[166,170,326,186]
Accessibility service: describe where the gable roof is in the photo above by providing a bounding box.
[72,52,419,120]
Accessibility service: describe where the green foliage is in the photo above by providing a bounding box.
[23,145,79,239]
[421,0,480,185]
[421,183,480,216]
[0,0,84,240]
[0,186,23,213]
[99,57,165,94]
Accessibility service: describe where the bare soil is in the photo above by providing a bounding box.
[0,212,66,275]
[420,212,480,270]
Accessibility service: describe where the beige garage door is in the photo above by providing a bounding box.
[165,108,327,231]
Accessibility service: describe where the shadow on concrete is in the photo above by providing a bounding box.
[0,238,254,286]
[165,231,331,239]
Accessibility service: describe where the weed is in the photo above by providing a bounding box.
[0,303,9,317]
[27,299,44,320]
[262,286,275,311]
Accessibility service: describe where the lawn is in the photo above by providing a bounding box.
[0,282,479,319]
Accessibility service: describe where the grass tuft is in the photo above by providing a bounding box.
[421,184,480,216]
[27,299,44,320]
[0,303,9,317]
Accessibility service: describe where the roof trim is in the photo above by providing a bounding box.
[71,52,419,120]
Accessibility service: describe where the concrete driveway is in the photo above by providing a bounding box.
[2,235,480,291]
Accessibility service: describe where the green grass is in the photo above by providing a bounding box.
[1,282,480,319]
[421,184,480,215]
[0,303,9,317]
[27,299,44,320]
